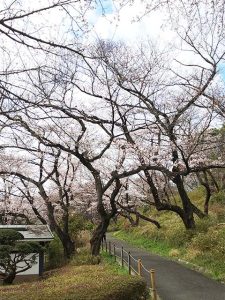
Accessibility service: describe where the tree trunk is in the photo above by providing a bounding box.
[53,224,75,259]
[191,203,206,218]
[202,182,211,215]
[197,171,211,215]
[126,214,138,226]
[119,212,138,226]
[207,170,220,192]
[62,237,75,259]
[3,272,16,285]
[90,218,110,256]
[144,170,187,227]
[174,175,195,229]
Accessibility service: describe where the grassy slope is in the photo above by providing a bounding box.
[112,188,225,282]
[0,257,147,300]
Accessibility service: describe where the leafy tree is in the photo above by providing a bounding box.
[0,229,43,285]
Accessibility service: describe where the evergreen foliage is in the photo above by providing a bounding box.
[0,229,43,285]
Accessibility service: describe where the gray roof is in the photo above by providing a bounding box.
[0,225,54,242]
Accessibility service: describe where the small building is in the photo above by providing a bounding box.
[0,224,54,282]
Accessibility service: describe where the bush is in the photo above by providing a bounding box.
[69,214,86,240]
[0,229,43,285]
[0,229,23,245]
[70,248,100,266]
[69,213,94,245]
[46,235,66,270]
[77,230,91,248]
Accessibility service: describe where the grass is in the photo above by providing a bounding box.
[101,251,129,275]
[0,250,147,300]
[113,230,171,257]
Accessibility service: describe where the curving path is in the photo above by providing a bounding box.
[107,234,225,300]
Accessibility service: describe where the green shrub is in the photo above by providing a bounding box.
[69,214,86,239]
[69,213,93,244]
[0,229,43,285]
[46,235,65,270]
[0,229,23,245]
[85,221,94,231]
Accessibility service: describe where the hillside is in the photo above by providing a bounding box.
[112,188,225,281]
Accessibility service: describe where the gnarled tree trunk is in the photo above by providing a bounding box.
[55,228,75,259]
[62,236,75,259]
[173,174,195,229]
[90,218,110,256]
[3,272,16,285]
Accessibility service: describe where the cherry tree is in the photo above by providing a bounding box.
[84,0,225,227]
[0,144,84,258]
[0,175,32,224]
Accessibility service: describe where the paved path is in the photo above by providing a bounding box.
[107,234,225,300]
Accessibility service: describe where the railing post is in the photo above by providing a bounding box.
[128,252,131,275]
[150,269,157,300]
[105,240,108,252]
[113,244,116,261]
[121,247,124,267]
[109,241,111,255]
[138,259,142,276]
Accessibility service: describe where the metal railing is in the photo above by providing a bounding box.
[102,240,157,300]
